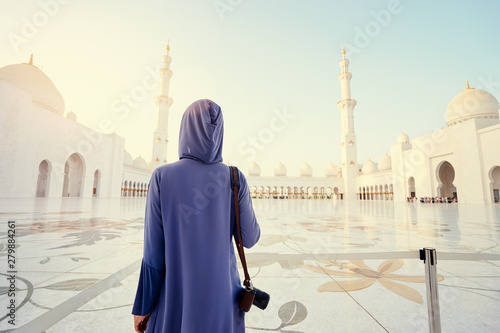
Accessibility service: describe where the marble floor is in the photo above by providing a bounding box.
[0,198,499,332]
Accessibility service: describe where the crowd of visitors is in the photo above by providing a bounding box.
[407,196,458,203]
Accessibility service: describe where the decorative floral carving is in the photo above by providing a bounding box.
[303,259,444,304]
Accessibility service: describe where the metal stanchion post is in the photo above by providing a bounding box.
[419,248,441,333]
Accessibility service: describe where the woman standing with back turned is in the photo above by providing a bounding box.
[132,99,261,332]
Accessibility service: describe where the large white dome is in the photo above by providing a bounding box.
[133,156,147,170]
[325,162,338,177]
[299,162,313,177]
[248,161,261,176]
[0,61,65,115]
[274,162,287,177]
[362,159,378,174]
[378,153,392,171]
[446,85,499,126]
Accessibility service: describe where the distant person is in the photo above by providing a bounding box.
[132,99,261,332]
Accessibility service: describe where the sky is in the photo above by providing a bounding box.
[1,0,500,176]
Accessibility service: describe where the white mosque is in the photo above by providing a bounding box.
[1,45,499,204]
[0,46,169,199]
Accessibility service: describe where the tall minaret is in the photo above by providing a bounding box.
[151,42,173,171]
[337,44,358,200]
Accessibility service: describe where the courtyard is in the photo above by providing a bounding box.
[0,198,499,332]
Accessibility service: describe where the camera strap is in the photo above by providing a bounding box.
[229,166,252,290]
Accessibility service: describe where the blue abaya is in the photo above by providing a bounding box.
[132,99,261,332]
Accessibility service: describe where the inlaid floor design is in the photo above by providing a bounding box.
[0,198,499,332]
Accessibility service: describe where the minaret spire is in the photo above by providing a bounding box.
[151,42,174,171]
[336,45,358,200]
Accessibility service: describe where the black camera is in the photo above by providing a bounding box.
[252,287,270,310]
[239,286,270,312]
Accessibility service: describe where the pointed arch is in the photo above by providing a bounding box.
[408,177,416,198]
[436,161,456,199]
[489,166,500,203]
[36,159,51,197]
[93,170,101,197]
[62,153,85,197]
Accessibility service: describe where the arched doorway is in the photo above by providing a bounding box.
[307,187,313,199]
[490,166,500,203]
[93,170,101,197]
[36,160,51,197]
[437,161,457,199]
[313,187,318,199]
[62,153,85,197]
[408,177,416,198]
[251,186,257,198]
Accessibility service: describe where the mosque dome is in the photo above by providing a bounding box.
[446,84,499,127]
[325,162,338,177]
[0,59,65,116]
[397,132,410,144]
[299,162,313,177]
[133,156,147,170]
[362,159,378,174]
[66,111,77,121]
[123,150,133,166]
[248,161,261,177]
[378,153,392,171]
[274,161,287,177]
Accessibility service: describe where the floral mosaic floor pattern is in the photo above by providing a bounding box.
[0,198,499,332]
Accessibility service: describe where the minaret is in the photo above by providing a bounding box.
[337,44,359,200]
[151,42,174,171]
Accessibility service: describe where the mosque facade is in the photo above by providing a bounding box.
[245,47,500,205]
[0,47,171,199]
[0,46,499,204]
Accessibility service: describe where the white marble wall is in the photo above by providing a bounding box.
[0,80,125,198]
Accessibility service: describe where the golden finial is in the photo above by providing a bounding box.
[466,80,470,89]
[341,43,346,54]
[166,40,170,52]
[29,53,33,65]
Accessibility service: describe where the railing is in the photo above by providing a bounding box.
[246,249,500,333]
[10,249,500,332]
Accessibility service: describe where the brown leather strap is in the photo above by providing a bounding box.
[230,166,251,288]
